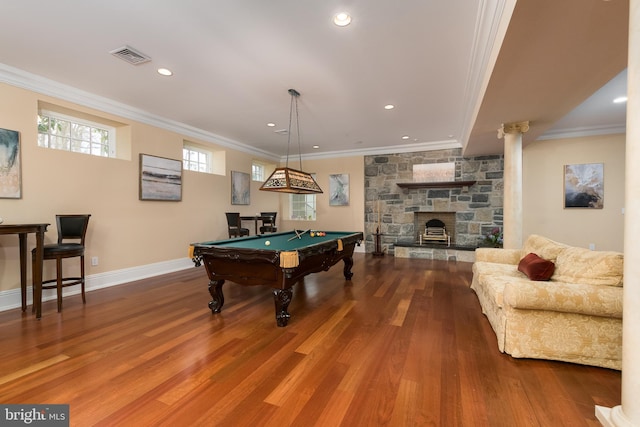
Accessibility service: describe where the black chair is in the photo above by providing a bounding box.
[259,212,278,234]
[226,212,250,238]
[33,214,91,312]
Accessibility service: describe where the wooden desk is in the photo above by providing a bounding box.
[0,223,49,319]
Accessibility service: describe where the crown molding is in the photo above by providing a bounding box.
[0,62,464,162]
[0,63,281,162]
[287,140,462,162]
[458,0,518,151]
[537,124,626,141]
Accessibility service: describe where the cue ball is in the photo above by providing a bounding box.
[265,240,271,246]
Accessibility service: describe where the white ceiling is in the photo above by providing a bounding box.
[0,0,629,161]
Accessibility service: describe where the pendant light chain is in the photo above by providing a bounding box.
[285,90,295,169]
[294,92,303,170]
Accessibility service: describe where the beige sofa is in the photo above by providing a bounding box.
[471,234,623,370]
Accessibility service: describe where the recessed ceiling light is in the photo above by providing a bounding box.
[333,12,352,27]
[157,68,173,76]
[402,135,410,140]
[312,145,320,149]
[384,104,395,110]
[613,96,627,103]
[267,122,276,127]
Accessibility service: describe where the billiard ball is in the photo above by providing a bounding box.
[265,241,271,246]
[310,232,315,237]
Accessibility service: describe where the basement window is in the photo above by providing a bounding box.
[290,193,317,221]
[183,141,225,175]
[37,110,116,157]
[252,162,265,181]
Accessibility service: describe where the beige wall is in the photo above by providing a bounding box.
[279,156,365,234]
[523,133,625,252]
[0,83,365,294]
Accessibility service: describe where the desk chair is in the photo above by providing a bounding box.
[226,212,250,238]
[33,214,91,312]
[259,212,278,234]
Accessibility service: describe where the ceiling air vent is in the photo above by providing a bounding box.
[109,45,151,65]
[274,129,289,135]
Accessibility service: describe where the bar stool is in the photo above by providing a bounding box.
[33,214,91,312]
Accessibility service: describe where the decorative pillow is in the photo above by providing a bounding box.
[517,252,555,281]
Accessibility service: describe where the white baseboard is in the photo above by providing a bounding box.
[0,257,194,313]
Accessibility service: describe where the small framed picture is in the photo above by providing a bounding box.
[564,163,603,209]
[231,171,250,205]
[0,128,22,199]
[139,154,182,201]
[329,173,349,206]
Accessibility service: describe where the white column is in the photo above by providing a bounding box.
[596,0,640,426]
[497,121,529,249]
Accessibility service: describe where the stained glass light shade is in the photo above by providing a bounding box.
[260,167,322,194]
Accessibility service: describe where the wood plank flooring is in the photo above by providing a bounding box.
[0,254,621,426]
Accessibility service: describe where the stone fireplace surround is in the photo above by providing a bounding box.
[364,148,504,259]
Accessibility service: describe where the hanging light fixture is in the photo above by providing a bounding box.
[260,89,323,194]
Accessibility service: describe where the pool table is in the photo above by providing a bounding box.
[190,230,363,326]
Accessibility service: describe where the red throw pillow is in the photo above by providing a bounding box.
[518,253,555,281]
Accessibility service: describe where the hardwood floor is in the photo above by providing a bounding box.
[0,254,620,426]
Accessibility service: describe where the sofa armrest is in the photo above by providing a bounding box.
[503,280,622,318]
[475,247,521,265]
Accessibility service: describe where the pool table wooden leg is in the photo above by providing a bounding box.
[273,289,293,327]
[208,279,225,313]
[343,256,354,280]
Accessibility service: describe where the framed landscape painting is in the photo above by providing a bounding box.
[0,128,21,199]
[564,163,603,209]
[139,154,182,201]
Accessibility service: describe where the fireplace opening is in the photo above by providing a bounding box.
[414,212,455,245]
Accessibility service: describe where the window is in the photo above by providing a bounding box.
[252,162,265,181]
[183,142,225,175]
[290,194,316,220]
[37,110,115,157]
[183,145,211,173]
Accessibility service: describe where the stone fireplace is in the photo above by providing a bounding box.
[364,148,504,257]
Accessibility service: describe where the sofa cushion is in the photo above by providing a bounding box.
[553,247,624,287]
[474,262,529,308]
[521,234,568,263]
[518,253,555,281]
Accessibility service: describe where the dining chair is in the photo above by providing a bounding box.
[259,212,278,234]
[226,212,250,238]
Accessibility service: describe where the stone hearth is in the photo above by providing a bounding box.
[364,148,504,255]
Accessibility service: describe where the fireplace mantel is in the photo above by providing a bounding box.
[396,180,476,189]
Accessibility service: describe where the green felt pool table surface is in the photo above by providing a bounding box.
[193,230,358,252]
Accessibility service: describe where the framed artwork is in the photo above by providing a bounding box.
[564,163,603,209]
[139,153,182,201]
[413,162,455,182]
[0,128,22,199]
[231,171,250,205]
[329,173,349,206]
